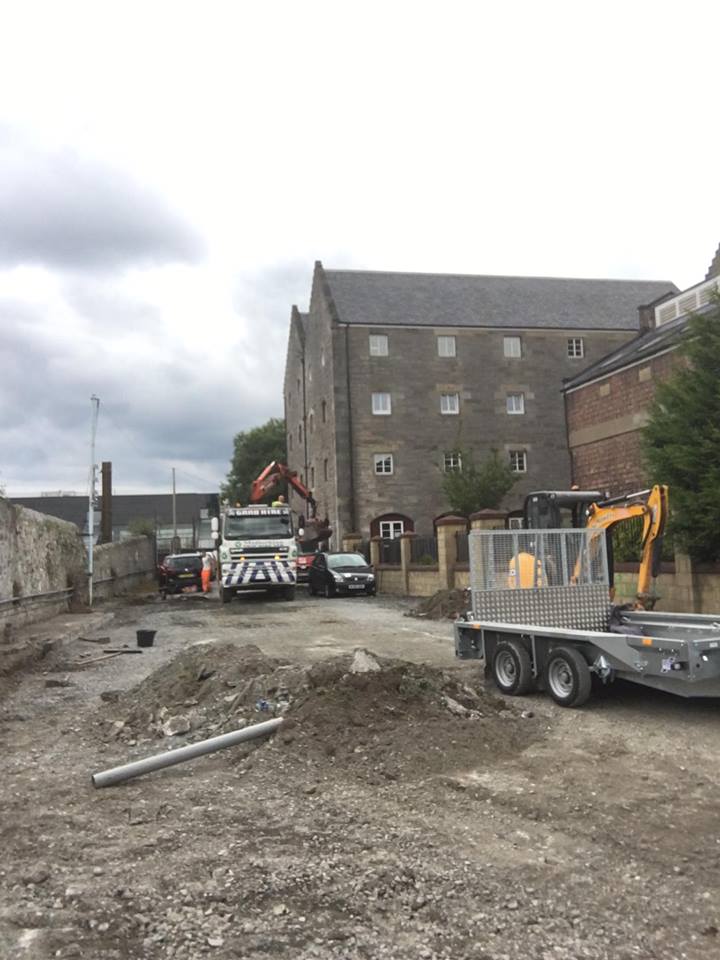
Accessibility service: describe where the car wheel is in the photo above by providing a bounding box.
[308,581,317,596]
[323,581,335,599]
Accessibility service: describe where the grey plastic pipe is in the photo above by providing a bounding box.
[91,717,283,788]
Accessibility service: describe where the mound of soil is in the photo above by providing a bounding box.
[407,588,471,620]
[269,656,532,781]
[100,644,538,781]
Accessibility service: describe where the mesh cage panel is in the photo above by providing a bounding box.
[469,529,612,631]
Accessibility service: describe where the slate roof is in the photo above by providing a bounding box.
[10,493,218,529]
[561,313,691,392]
[323,269,677,331]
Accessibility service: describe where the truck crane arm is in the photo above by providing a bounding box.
[249,461,317,517]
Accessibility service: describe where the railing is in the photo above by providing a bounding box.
[0,587,74,609]
[410,536,438,564]
[455,532,469,563]
[380,538,401,565]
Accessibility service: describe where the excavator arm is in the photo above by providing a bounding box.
[249,461,317,516]
[585,485,669,604]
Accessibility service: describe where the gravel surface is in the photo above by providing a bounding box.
[1,589,720,959]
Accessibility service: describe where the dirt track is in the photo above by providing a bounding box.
[2,589,720,959]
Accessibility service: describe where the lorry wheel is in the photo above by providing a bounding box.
[221,587,232,604]
[284,586,296,601]
[492,639,534,696]
[544,646,592,708]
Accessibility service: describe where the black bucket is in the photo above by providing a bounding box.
[136,629,157,648]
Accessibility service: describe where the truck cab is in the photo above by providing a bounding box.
[213,506,298,603]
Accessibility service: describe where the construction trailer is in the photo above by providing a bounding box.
[454,528,720,707]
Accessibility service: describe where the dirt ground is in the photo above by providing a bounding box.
[2,589,720,960]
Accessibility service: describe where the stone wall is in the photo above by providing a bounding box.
[92,537,156,601]
[1,499,157,632]
[0,499,87,629]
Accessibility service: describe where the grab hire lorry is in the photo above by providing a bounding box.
[211,505,297,603]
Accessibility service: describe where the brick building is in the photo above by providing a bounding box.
[284,262,676,543]
[563,250,720,496]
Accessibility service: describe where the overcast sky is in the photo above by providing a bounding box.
[1,0,718,496]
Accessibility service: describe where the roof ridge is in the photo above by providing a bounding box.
[323,267,676,285]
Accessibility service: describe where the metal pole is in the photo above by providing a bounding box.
[91,717,283,788]
[88,396,100,607]
[172,467,177,549]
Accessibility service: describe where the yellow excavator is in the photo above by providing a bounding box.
[517,485,669,608]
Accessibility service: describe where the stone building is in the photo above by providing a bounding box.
[284,262,676,543]
[563,247,720,496]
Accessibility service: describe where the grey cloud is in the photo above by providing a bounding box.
[0,293,283,494]
[0,132,205,270]
[233,260,311,337]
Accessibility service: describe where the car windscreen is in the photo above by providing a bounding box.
[165,557,202,571]
[224,515,293,539]
[327,553,368,570]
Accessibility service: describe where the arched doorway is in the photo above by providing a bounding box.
[370,513,415,539]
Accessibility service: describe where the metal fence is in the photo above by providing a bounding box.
[468,528,612,630]
[380,538,401,565]
[410,536,438,564]
[455,532,469,564]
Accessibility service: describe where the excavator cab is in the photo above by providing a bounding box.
[522,490,603,530]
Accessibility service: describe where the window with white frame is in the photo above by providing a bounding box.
[437,335,456,358]
[443,452,462,472]
[369,334,388,357]
[374,453,394,475]
[504,336,522,358]
[509,449,527,473]
[567,337,584,359]
[372,392,392,415]
[380,520,404,539]
[440,393,459,415]
[508,516,524,529]
[506,392,525,414]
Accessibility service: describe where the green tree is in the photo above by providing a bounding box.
[441,449,517,516]
[642,295,720,563]
[128,517,156,537]
[222,417,287,504]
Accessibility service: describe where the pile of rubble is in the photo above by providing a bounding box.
[97,642,535,779]
[407,588,471,620]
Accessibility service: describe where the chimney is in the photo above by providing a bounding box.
[100,462,112,543]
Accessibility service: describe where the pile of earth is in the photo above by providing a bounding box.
[407,588,471,620]
[98,643,540,780]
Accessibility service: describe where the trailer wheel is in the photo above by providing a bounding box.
[544,646,591,708]
[492,640,534,696]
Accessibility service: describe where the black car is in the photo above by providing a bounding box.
[308,551,376,597]
[158,553,203,597]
